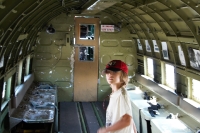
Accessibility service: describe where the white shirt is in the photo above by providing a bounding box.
[106,88,134,133]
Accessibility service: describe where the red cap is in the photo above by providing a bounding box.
[105,60,128,74]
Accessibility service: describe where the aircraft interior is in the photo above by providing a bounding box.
[0,0,200,133]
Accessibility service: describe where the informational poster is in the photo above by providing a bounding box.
[152,40,159,52]
[145,40,151,52]
[161,42,169,60]
[188,47,200,70]
[178,46,186,66]
[137,39,143,50]
[101,25,114,32]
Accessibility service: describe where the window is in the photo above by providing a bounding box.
[27,43,31,51]
[17,61,23,85]
[1,77,11,110]
[147,58,154,78]
[19,47,22,55]
[24,55,31,82]
[80,24,95,40]
[0,55,4,68]
[192,79,200,103]
[8,53,11,60]
[2,82,6,103]
[165,64,175,89]
[25,55,30,76]
[79,46,94,61]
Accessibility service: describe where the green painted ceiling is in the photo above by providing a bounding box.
[1,0,200,76]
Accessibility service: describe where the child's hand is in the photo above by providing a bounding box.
[97,127,107,133]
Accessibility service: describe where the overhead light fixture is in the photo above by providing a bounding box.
[46,24,55,34]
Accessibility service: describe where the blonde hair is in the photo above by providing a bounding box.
[120,71,129,87]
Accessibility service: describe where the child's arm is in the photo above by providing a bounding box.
[97,114,132,133]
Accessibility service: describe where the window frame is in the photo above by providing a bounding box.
[0,55,4,68]
[25,55,31,76]
[165,63,175,90]
[191,79,200,103]
[1,82,6,104]
[147,58,154,79]
[1,77,11,108]
[17,60,23,85]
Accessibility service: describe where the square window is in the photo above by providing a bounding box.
[17,61,23,85]
[147,58,154,78]
[192,79,200,103]
[80,24,95,40]
[0,55,4,68]
[79,46,94,61]
[165,64,175,89]
[2,82,6,103]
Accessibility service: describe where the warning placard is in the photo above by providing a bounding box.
[101,25,114,32]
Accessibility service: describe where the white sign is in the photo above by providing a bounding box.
[152,40,159,52]
[178,46,186,66]
[161,42,169,60]
[101,25,114,32]
[145,40,151,52]
[137,39,143,50]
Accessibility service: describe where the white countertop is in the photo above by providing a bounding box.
[151,119,193,133]
[141,108,169,120]
[127,87,144,100]
[131,100,151,112]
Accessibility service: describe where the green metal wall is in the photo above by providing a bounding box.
[33,13,138,101]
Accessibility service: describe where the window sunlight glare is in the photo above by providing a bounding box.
[192,79,200,103]
[147,58,154,78]
[2,82,6,99]
[165,64,175,89]
[0,55,4,68]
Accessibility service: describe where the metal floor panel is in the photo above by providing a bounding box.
[94,101,107,126]
[81,102,100,133]
[59,102,82,133]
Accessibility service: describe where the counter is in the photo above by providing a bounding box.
[151,119,193,133]
[10,83,57,132]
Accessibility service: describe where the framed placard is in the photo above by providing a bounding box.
[178,46,186,66]
[145,40,151,52]
[137,39,143,50]
[152,40,159,52]
[161,42,169,60]
[188,47,200,70]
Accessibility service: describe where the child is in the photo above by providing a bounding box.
[97,60,137,133]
